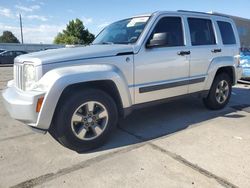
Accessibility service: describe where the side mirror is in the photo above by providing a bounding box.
[146,33,168,48]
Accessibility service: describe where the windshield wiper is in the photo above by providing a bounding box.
[100,42,114,45]
[114,42,130,44]
[95,41,130,45]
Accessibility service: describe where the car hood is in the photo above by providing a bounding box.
[15,44,134,66]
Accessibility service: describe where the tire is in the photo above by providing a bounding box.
[49,88,118,152]
[203,73,232,110]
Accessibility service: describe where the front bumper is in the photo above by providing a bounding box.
[2,81,45,128]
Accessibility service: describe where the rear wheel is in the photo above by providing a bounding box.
[203,73,232,110]
[50,88,118,152]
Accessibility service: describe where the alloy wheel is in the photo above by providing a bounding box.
[71,101,109,141]
[215,80,230,104]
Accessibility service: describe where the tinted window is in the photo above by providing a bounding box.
[2,51,14,56]
[151,17,184,47]
[188,18,216,46]
[15,51,24,56]
[217,21,236,45]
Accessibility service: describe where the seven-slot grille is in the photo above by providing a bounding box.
[14,64,23,90]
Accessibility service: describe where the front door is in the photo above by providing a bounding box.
[134,16,190,104]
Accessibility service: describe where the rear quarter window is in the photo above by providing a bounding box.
[217,21,236,45]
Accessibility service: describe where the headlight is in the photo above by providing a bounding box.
[23,64,36,91]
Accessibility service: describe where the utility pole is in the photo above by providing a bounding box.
[19,14,24,44]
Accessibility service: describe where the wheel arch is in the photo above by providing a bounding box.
[215,66,235,84]
[56,80,125,118]
[35,64,132,130]
[204,56,237,90]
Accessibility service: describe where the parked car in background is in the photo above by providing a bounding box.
[0,50,27,64]
[0,49,6,53]
[240,50,250,80]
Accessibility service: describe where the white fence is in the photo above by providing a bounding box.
[0,43,65,52]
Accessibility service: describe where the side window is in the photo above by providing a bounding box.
[2,51,13,56]
[15,52,22,56]
[8,51,14,56]
[217,21,236,45]
[188,18,216,46]
[151,17,184,47]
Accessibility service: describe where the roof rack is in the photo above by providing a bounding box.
[177,10,230,18]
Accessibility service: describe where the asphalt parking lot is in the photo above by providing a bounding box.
[0,67,250,188]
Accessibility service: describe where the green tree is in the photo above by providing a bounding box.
[0,31,20,43]
[54,19,95,45]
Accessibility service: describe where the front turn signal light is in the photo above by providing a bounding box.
[36,97,44,113]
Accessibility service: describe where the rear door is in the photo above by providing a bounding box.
[186,17,221,93]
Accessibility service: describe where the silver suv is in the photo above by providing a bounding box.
[2,11,242,151]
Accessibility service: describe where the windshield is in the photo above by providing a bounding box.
[93,16,150,45]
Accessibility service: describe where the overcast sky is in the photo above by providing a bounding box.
[1,0,250,44]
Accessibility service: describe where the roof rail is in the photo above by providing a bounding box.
[177,10,230,18]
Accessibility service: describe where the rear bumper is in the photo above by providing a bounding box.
[2,81,45,128]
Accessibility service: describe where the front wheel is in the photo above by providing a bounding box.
[50,89,118,152]
[203,73,232,110]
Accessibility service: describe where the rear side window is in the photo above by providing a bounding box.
[15,52,22,56]
[152,17,184,47]
[217,21,236,45]
[188,18,216,46]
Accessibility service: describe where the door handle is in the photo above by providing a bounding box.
[211,49,222,53]
[178,51,191,56]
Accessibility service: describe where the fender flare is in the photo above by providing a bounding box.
[204,56,237,91]
[35,64,132,130]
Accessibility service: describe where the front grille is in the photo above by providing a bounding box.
[14,64,23,90]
